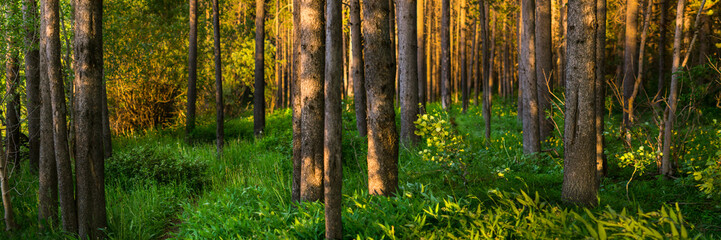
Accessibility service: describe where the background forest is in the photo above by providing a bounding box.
[1,0,721,239]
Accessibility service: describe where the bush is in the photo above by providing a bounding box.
[106,144,209,191]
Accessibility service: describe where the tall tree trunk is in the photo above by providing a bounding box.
[399,0,420,144]
[46,0,78,233]
[2,5,19,231]
[187,0,198,140]
[656,0,669,106]
[291,0,302,203]
[255,0,266,137]
[299,0,325,202]
[389,0,398,105]
[213,0,224,154]
[521,0,541,154]
[39,0,59,227]
[662,0,686,176]
[417,0,426,111]
[25,0,41,172]
[485,8,495,144]
[440,0,451,110]
[622,0,639,146]
[351,0,367,137]
[478,2,487,107]
[460,0,469,113]
[363,0,399,196]
[276,0,282,109]
[536,0,553,141]
[517,8,524,123]
[596,0,608,178]
[562,0,598,206]
[324,0,343,236]
[74,0,107,237]
[471,18,479,105]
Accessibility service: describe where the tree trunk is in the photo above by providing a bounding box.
[417,0,426,111]
[74,0,107,237]
[324,0,343,237]
[187,0,198,139]
[46,0,78,233]
[517,9,524,123]
[2,4,20,231]
[213,0,224,154]
[351,0,367,137]
[536,0,553,141]
[291,0,302,203]
[622,0,639,146]
[276,0,282,109]
[0,130,17,231]
[25,0,41,173]
[440,0,451,110]
[562,0,598,206]
[39,0,59,227]
[485,7,495,144]
[596,0,608,178]
[399,0,420,144]
[363,0,399,196]
[521,0,541,154]
[656,0,669,106]
[389,0,398,105]
[255,0,266,137]
[460,0,468,113]
[471,18,479,105]
[662,0,686,177]
[479,2,487,108]
[299,0,325,202]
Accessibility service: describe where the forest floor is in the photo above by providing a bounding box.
[4,99,721,239]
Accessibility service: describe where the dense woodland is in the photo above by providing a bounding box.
[1,0,721,238]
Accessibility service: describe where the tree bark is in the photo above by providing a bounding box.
[2,4,20,231]
[622,0,639,146]
[521,0,541,154]
[255,0,266,137]
[596,0,608,178]
[213,0,224,154]
[417,0,426,111]
[351,0,367,137]
[484,7,495,144]
[440,0,451,110]
[562,0,598,206]
[39,0,59,227]
[662,0,687,177]
[0,130,17,230]
[460,0,468,113]
[46,0,78,233]
[187,0,198,139]
[479,1,487,108]
[656,0,669,105]
[363,0,399,196]
[276,0,282,110]
[324,0,343,237]
[291,0,302,203]
[536,0,553,141]
[299,0,325,202]
[25,0,41,173]
[399,0,420,144]
[74,0,107,237]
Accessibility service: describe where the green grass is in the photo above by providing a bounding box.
[2,100,720,239]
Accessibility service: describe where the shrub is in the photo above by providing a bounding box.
[106,144,209,191]
[414,110,469,184]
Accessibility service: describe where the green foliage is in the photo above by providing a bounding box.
[106,144,209,191]
[617,146,658,177]
[415,109,469,183]
[692,119,721,201]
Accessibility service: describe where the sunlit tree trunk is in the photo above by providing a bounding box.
[418,0,426,111]
[662,0,686,177]
[536,0,553,141]
[521,0,541,154]
[363,0,399,196]
[562,0,598,206]
[291,0,302,203]
[596,0,608,179]
[622,0,639,146]
[187,0,198,141]
[299,0,325,202]
[39,0,59,227]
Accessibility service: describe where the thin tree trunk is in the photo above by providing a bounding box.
[187,0,198,140]
[656,0,669,106]
[460,0,468,113]
[622,0,640,146]
[485,8,495,144]
[536,0,553,141]
[562,0,598,206]
[363,0,399,196]
[25,0,41,173]
[299,0,325,202]
[351,0,367,137]
[596,0,608,179]
[399,0,420,144]
[276,0,282,109]
[255,0,266,137]
[521,0,541,154]
[291,0,302,203]
[471,18,479,105]
[2,5,19,231]
[46,0,78,233]
[417,0,426,111]
[324,0,343,236]
[39,0,59,226]
[213,0,224,154]
[440,0,451,110]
